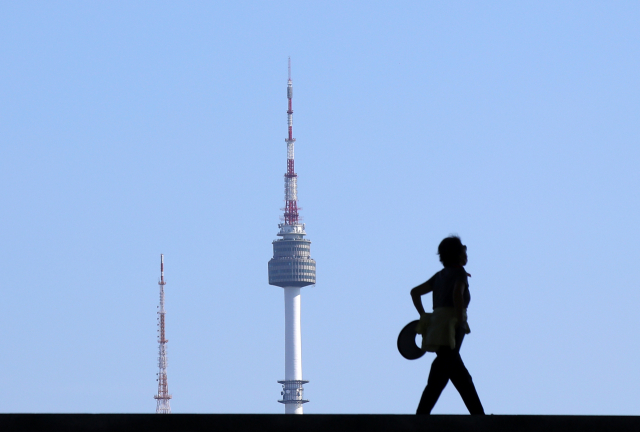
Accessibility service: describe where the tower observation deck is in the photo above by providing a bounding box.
[268,58,316,414]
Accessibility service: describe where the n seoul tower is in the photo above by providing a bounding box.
[268,58,317,414]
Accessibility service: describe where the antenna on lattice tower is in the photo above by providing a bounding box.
[154,254,172,413]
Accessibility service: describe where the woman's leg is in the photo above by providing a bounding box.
[416,353,450,414]
[416,329,485,415]
[447,352,485,414]
[448,328,485,415]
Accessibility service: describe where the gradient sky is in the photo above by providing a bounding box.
[1,1,639,414]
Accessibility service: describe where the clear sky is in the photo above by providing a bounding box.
[1,1,639,415]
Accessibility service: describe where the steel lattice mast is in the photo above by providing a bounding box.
[268,58,317,414]
[154,254,172,414]
[284,58,299,226]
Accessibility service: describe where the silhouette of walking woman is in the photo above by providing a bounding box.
[410,236,485,415]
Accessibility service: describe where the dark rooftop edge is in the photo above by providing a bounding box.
[1,413,638,432]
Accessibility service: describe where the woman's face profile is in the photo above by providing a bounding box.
[460,245,468,266]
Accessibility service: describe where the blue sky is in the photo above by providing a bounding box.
[1,1,639,414]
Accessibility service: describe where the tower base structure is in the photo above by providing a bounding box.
[278,380,309,414]
[278,286,308,414]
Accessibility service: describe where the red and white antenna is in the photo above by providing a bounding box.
[154,254,172,414]
[284,56,299,226]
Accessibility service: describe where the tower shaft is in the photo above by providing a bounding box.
[154,254,172,414]
[284,287,302,381]
[283,287,303,414]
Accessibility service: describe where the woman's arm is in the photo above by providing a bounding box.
[410,281,432,316]
[453,279,465,324]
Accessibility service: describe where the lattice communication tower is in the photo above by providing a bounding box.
[154,254,172,414]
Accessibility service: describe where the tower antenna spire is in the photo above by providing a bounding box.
[154,254,172,414]
[284,57,297,223]
[268,59,317,415]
